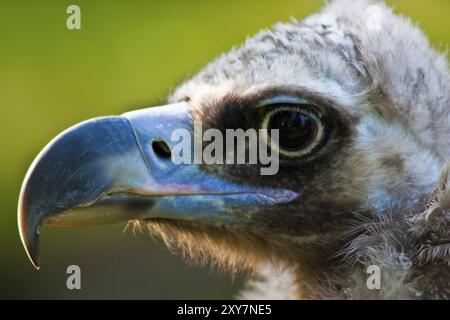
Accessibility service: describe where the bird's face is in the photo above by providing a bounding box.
[19,2,443,271]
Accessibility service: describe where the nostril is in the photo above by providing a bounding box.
[151,140,172,159]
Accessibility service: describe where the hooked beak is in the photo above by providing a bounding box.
[18,102,297,269]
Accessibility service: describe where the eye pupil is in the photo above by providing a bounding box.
[268,110,318,151]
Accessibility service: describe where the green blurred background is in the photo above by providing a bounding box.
[0,0,448,299]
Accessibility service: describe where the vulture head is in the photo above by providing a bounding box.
[18,0,450,299]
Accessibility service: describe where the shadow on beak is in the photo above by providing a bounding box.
[18,102,297,269]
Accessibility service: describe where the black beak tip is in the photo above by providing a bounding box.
[27,245,41,270]
[19,228,41,270]
[18,200,41,270]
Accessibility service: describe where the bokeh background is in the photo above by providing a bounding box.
[0,0,448,299]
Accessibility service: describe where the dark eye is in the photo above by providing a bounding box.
[262,105,324,157]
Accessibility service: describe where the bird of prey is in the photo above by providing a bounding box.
[18,0,450,299]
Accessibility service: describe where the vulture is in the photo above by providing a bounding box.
[18,0,450,299]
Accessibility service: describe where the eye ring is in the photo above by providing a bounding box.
[260,104,325,158]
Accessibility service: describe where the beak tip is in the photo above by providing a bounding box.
[31,260,41,270]
[24,242,41,270]
[20,237,41,270]
[25,247,41,270]
[18,208,41,270]
[26,242,41,270]
[18,169,42,269]
[20,232,41,270]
